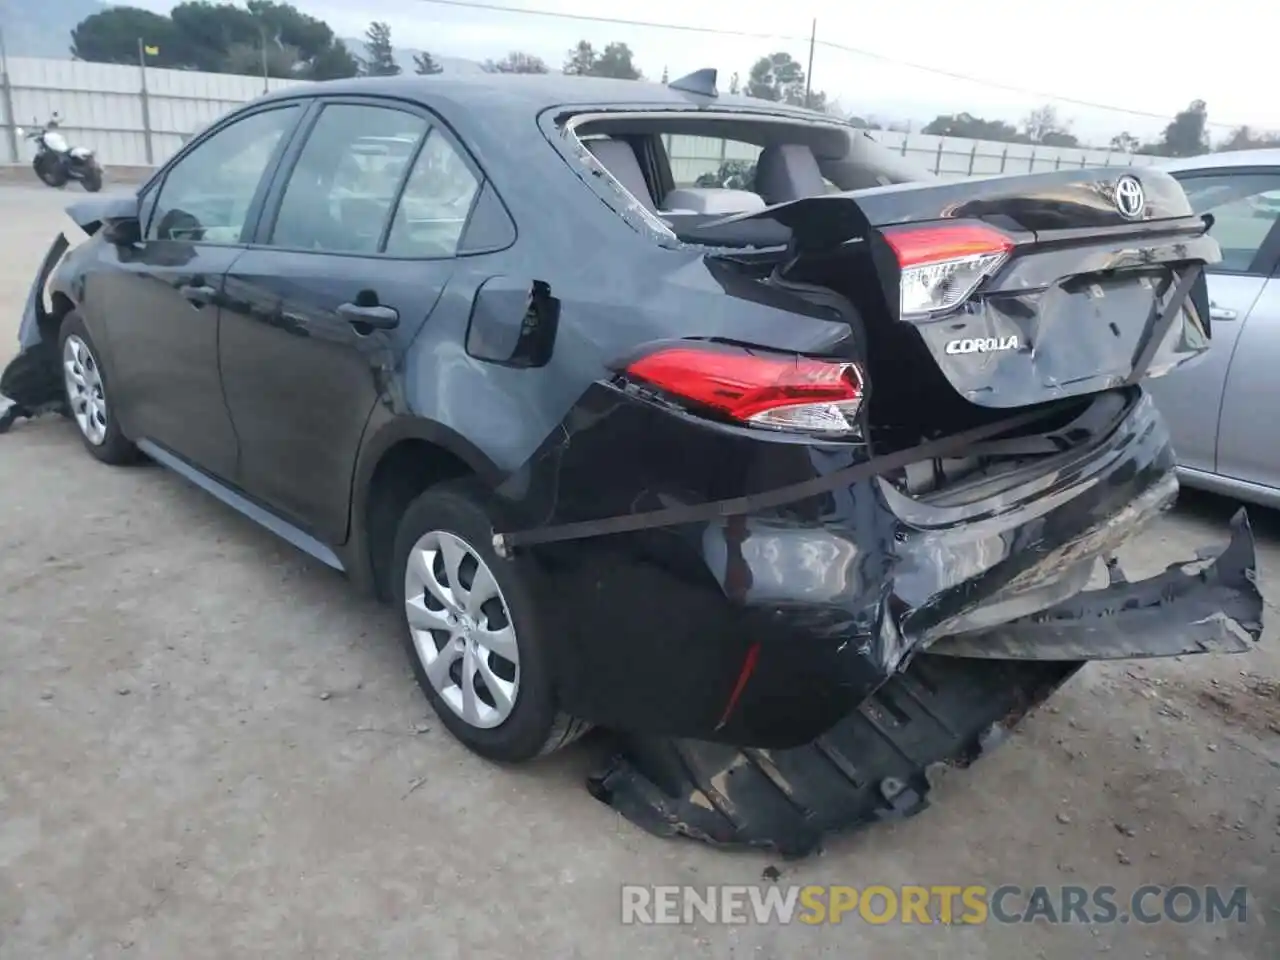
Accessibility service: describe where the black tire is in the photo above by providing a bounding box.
[82,169,103,192]
[57,312,139,465]
[392,479,589,763]
[36,163,67,188]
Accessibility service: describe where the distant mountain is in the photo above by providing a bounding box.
[340,38,487,76]
[0,0,106,59]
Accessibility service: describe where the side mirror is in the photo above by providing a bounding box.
[67,194,144,245]
[102,217,142,246]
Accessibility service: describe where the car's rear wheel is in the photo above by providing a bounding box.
[392,480,589,762]
[58,312,138,464]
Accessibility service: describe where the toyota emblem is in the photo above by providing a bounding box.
[1114,175,1146,220]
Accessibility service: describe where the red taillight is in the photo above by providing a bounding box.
[882,221,1013,317]
[625,344,865,436]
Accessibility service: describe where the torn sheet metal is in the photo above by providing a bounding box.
[589,656,1079,858]
[927,508,1264,660]
[584,510,1263,856]
[0,232,71,431]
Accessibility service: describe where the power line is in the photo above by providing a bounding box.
[406,0,1255,130]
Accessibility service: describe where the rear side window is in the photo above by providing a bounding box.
[1177,171,1280,274]
[148,105,298,243]
[383,130,481,258]
[269,103,428,254]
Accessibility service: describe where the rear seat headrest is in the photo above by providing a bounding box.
[584,138,657,212]
[754,143,827,205]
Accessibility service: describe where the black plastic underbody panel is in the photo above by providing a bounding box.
[588,655,1079,858]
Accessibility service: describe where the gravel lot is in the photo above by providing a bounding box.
[1,184,1277,959]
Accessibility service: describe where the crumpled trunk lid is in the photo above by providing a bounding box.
[701,167,1219,410]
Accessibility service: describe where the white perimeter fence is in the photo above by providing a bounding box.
[0,56,1161,178]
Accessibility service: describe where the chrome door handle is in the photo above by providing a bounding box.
[1209,303,1238,321]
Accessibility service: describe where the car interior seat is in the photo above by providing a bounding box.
[754,143,828,205]
[584,138,658,212]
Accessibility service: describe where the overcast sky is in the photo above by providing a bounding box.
[139,0,1280,143]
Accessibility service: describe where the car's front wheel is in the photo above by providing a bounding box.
[58,312,138,464]
[392,480,589,762]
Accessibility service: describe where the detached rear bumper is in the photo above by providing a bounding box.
[928,508,1261,660]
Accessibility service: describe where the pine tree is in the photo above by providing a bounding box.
[361,21,400,76]
[413,51,443,75]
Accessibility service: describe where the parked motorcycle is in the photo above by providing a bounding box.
[16,114,103,192]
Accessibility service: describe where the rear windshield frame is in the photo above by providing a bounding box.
[537,103,931,252]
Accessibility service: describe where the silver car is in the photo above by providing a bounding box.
[1145,149,1280,508]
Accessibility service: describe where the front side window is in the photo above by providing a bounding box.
[148,105,299,243]
[383,129,481,257]
[1176,171,1280,274]
[270,103,429,254]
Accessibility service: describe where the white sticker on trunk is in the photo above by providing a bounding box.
[944,335,1020,355]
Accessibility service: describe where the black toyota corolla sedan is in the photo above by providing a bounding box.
[0,71,1263,833]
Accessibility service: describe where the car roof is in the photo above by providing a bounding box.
[255,72,831,123]
[1157,148,1280,173]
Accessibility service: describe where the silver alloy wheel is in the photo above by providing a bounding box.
[63,334,107,446]
[403,529,520,729]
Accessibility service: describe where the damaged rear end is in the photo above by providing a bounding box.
[675,165,1261,660]
[568,167,1265,852]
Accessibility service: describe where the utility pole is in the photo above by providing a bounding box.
[137,37,154,165]
[0,24,17,163]
[804,18,816,109]
[259,24,269,95]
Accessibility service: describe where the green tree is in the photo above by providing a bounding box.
[170,1,259,72]
[70,0,358,78]
[564,40,595,75]
[744,51,824,109]
[745,51,804,102]
[922,112,1026,142]
[802,89,828,112]
[483,51,548,73]
[70,7,183,66]
[1217,125,1280,152]
[1110,132,1141,153]
[695,159,757,189]
[848,115,883,130]
[308,39,359,79]
[246,1,352,78]
[1021,104,1079,147]
[1141,100,1209,157]
[593,42,641,79]
[222,38,301,78]
[413,51,443,75]
[361,20,399,76]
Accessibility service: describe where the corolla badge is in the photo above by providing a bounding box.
[944,335,1020,355]
[1114,175,1146,220]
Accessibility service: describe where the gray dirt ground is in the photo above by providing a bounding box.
[0,184,1276,959]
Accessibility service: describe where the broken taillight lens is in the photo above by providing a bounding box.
[625,343,865,436]
[883,221,1014,318]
